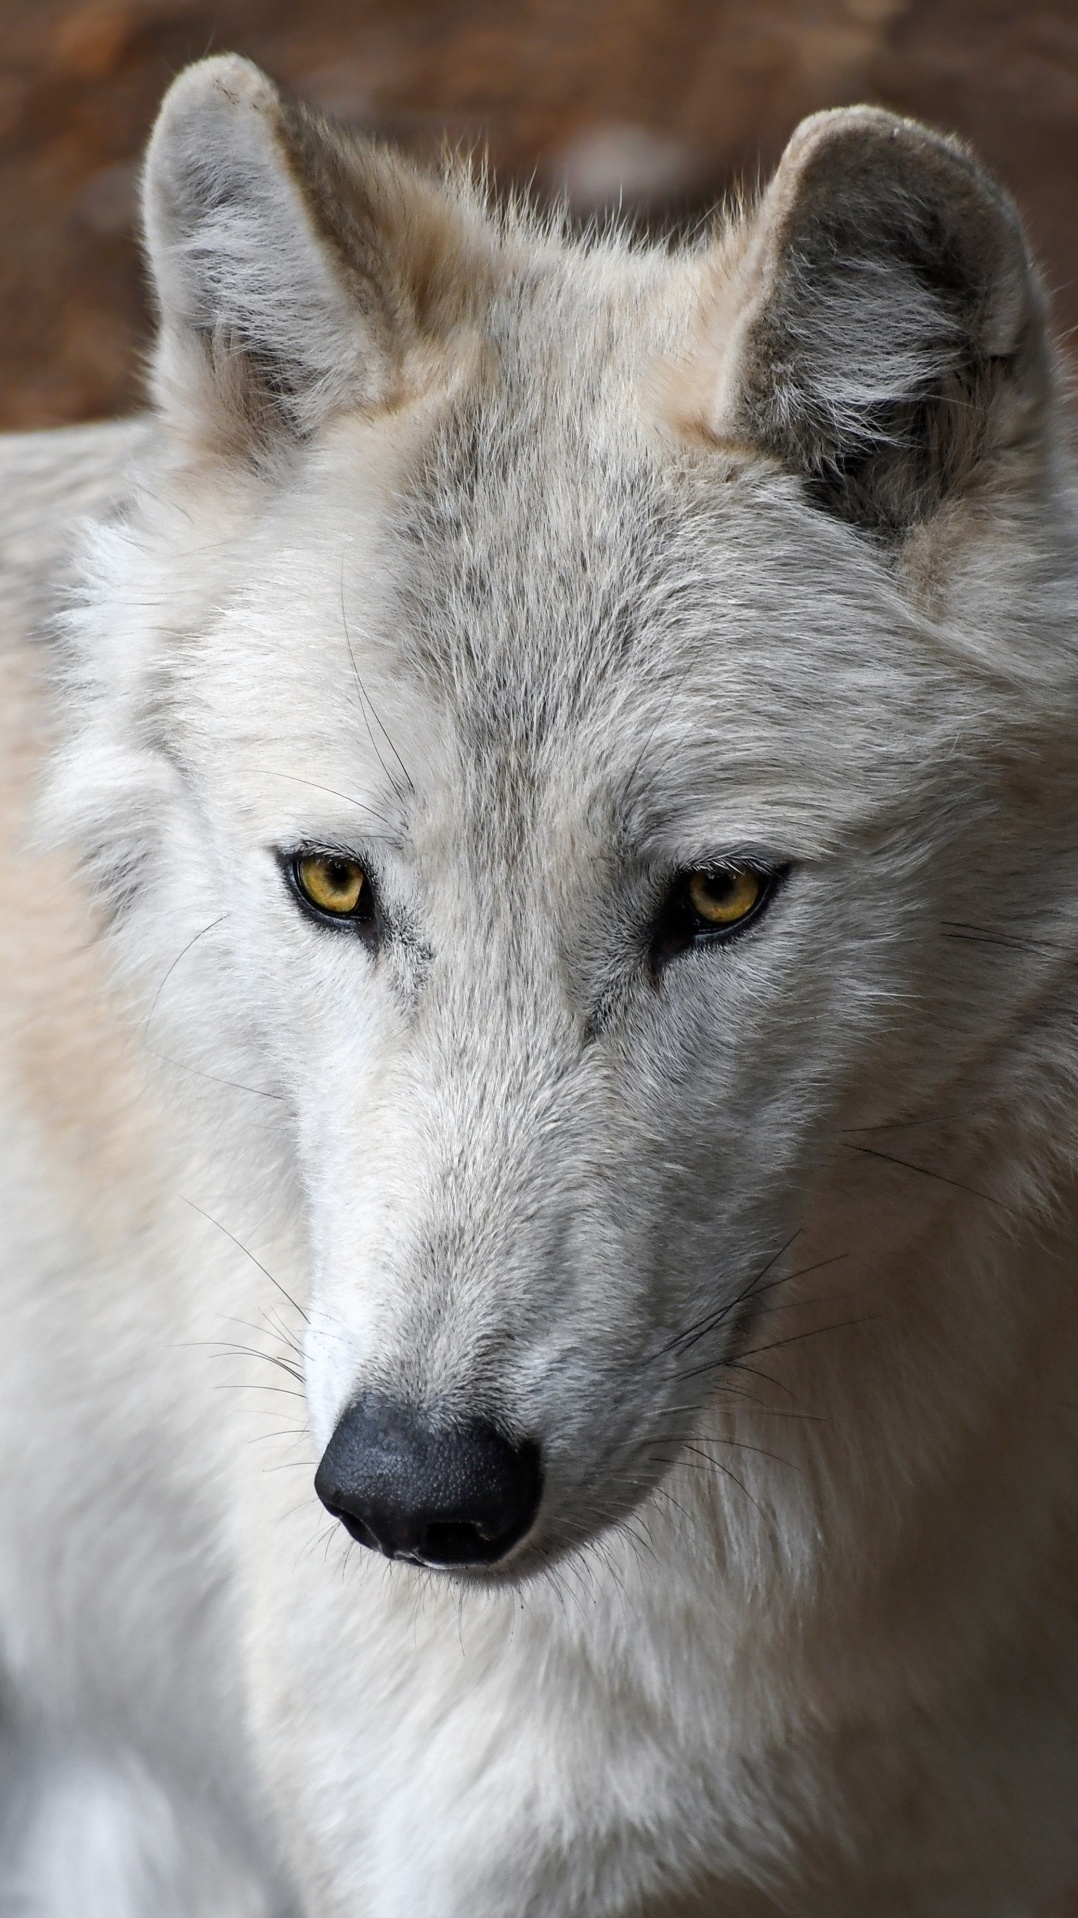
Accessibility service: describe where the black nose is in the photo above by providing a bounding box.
[314,1395,542,1567]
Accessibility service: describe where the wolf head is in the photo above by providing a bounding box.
[54,56,1078,1581]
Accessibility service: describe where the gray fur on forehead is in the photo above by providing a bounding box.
[382,377,864,797]
[385,287,729,752]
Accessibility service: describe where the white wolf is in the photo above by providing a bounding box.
[1,50,1078,1917]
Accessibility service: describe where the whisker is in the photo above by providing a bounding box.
[644,1231,803,1368]
[844,1142,1017,1214]
[148,1047,285,1102]
[340,569,415,800]
[183,1198,309,1323]
[660,1436,802,1473]
[731,1314,880,1366]
[647,1453,764,1516]
[207,1345,304,1384]
[687,1392,825,1422]
[668,1251,851,1365]
[224,1381,306,1400]
[143,916,226,1040]
[942,920,1074,957]
[252,767,398,833]
[690,1357,802,1401]
[673,1314,877,1388]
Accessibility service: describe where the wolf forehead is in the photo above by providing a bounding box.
[207,364,944,864]
[391,394,903,775]
[181,444,902,894]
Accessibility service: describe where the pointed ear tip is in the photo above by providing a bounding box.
[779,104,958,172]
[771,103,1028,271]
[147,54,280,159]
[777,103,1011,204]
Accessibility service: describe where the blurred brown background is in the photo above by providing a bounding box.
[1,0,1077,431]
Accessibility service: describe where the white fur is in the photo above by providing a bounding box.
[2,56,1078,1916]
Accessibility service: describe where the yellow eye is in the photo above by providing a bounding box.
[687,867,764,928]
[295,853,367,917]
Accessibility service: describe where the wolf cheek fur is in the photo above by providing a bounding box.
[3,46,1078,1917]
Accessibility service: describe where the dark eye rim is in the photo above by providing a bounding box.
[649,862,789,972]
[279,847,380,938]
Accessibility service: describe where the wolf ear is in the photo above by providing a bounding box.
[708,107,1049,533]
[142,55,487,457]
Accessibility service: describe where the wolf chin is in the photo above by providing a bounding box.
[1,52,1078,1917]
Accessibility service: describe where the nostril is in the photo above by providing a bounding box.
[330,1510,378,1553]
[314,1397,542,1569]
[421,1521,484,1560]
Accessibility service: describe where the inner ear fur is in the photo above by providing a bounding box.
[142,55,493,459]
[709,107,1050,535]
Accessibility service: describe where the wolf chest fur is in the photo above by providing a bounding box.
[1,50,1078,1918]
